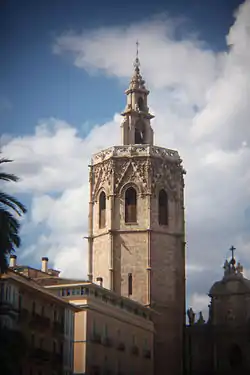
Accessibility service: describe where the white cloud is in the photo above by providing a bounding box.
[189,293,210,316]
[2,0,250,313]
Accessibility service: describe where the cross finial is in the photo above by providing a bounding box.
[230,245,236,260]
[134,40,140,70]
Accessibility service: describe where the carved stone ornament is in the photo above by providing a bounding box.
[151,158,179,198]
[114,159,149,195]
[92,161,113,199]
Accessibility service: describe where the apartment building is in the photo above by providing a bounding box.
[10,256,154,375]
[0,266,80,375]
[42,280,154,375]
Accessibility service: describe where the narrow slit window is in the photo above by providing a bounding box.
[125,187,137,223]
[99,191,106,228]
[128,273,133,296]
[158,189,168,226]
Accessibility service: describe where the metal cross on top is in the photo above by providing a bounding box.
[230,245,236,260]
[134,40,140,69]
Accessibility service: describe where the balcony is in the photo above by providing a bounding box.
[143,349,151,359]
[131,345,139,356]
[30,348,50,362]
[53,321,64,334]
[0,302,19,317]
[18,308,29,322]
[116,342,125,351]
[103,337,113,347]
[52,352,63,366]
[29,313,51,329]
[90,333,102,344]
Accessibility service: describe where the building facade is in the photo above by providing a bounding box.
[186,252,250,375]
[44,281,154,375]
[0,267,78,375]
[87,52,186,375]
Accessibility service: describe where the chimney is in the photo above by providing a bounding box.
[96,277,103,287]
[9,254,17,267]
[41,257,49,273]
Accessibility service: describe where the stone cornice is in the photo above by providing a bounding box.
[91,144,183,167]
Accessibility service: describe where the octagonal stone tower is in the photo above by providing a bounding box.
[87,49,186,375]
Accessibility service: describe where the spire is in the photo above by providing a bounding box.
[128,41,147,92]
[134,40,140,71]
[121,42,154,145]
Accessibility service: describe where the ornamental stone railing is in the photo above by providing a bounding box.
[91,144,181,165]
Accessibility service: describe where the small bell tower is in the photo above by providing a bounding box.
[121,42,154,145]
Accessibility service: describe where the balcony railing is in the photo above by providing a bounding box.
[30,348,50,362]
[29,313,51,329]
[0,302,19,317]
[52,352,63,366]
[18,308,29,322]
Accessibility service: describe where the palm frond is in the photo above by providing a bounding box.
[0,192,27,215]
[0,158,13,165]
[0,172,19,183]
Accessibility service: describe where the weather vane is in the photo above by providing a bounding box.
[136,40,139,58]
[134,40,140,69]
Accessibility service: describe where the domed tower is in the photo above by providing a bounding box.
[208,246,250,374]
[87,43,186,375]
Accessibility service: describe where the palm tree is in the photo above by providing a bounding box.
[0,157,27,273]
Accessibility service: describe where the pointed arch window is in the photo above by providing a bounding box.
[125,187,137,223]
[99,191,106,229]
[138,97,144,111]
[135,120,145,144]
[158,189,168,226]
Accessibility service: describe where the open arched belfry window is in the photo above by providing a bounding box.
[99,191,106,228]
[134,120,145,144]
[125,187,137,223]
[158,189,168,225]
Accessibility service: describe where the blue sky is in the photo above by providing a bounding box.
[1,0,250,314]
[0,0,244,136]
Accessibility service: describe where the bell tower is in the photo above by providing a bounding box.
[87,44,186,375]
[121,41,154,146]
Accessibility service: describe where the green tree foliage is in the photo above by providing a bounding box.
[0,157,27,272]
